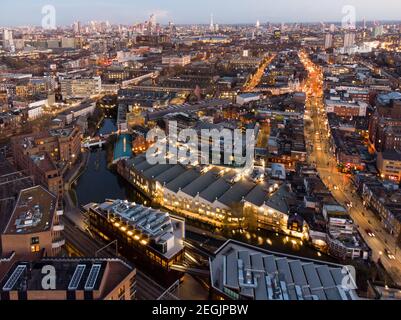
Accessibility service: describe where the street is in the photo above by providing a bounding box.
[299,51,401,285]
[243,53,277,92]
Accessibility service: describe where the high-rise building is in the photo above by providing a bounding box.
[210,13,214,32]
[256,20,260,29]
[343,32,355,48]
[73,21,81,34]
[324,33,333,49]
[2,29,15,52]
[148,14,156,34]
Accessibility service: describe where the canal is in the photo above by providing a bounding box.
[74,117,147,206]
[74,115,338,263]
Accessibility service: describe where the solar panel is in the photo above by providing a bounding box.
[2,265,26,291]
[68,264,86,290]
[84,264,102,291]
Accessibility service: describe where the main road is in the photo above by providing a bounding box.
[243,53,277,92]
[299,50,401,285]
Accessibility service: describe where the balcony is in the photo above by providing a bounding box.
[53,223,64,232]
[52,238,65,249]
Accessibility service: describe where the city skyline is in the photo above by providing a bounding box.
[1,0,401,26]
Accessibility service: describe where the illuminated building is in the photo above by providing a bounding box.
[60,76,101,99]
[377,150,401,182]
[86,200,185,271]
[162,55,191,67]
[117,154,306,238]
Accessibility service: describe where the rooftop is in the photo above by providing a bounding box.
[3,185,57,235]
[89,200,185,259]
[1,258,134,296]
[210,240,359,300]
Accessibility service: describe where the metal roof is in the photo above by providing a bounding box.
[180,168,220,197]
[210,240,359,301]
[199,178,231,203]
[165,169,201,193]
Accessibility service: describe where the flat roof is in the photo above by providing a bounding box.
[1,258,134,294]
[4,185,56,235]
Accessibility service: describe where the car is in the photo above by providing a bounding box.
[365,229,375,237]
[385,249,396,260]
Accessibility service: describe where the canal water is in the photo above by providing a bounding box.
[74,117,338,263]
[74,118,147,206]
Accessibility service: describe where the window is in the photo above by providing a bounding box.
[31,245,40,253]
[31,237,39,245]
[129,276,136,300]
[118,286,126,300]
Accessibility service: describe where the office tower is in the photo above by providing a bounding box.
[210,13,214,32]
